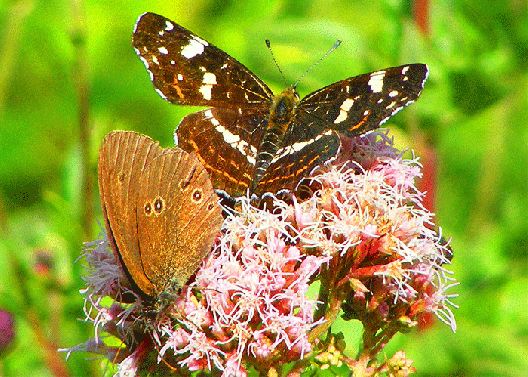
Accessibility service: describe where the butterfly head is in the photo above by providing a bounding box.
[270,86,299,124]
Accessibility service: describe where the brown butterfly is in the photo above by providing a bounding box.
[97,131,223,300]
[132,12,428,198]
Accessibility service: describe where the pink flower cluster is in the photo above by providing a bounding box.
[156,201,331,375]
[64,131,457,376]
[298,133,457,333]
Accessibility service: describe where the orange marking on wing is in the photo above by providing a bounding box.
[170,84,185,99]
[189,140,250,187]
[260,155,319,185]
[348,114,369,132]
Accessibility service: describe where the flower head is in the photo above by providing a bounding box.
[64,131,457,376]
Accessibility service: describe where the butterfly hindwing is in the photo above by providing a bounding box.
[137,149,223,291]
[176,108,268,196]
[257,130,341,195]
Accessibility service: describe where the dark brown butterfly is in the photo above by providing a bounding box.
[97,131,223,300]
[132,12,428,198]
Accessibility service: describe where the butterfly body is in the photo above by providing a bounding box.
[253,86,300,192]
[133,13,428,198]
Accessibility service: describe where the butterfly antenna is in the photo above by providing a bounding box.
[293,40,341,88]
[266,39,288,87]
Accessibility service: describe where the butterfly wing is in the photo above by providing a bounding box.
[98,131,164,297]
[132,12,274,108]
[136,149,223,294]
[176,108,268,197]
[255,130,341,196]
[294,64,428,139]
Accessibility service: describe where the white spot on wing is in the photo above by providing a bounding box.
[138,55,149,69]
[177,74,183,81]
[334,98,355,124]
[152,55,159,65]
[272,130,333,163]
[206,111,256,165]
[181,38,205,59]
[245,151,256,165]
[155,88,168,100]
[199,73,217,100]
[202,72,217,85]
[204,109,220,126]
[165,21,174,31]
[389,90,398,97]
[368,70,385,93]
[219,127,239,144]
[199,85,212,100]
[158,47,169,55]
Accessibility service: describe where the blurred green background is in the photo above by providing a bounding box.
[0,0,526,375]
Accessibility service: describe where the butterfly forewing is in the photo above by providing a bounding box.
[296,64,429,138]
[98,131,165,296]
[132,12,273,109]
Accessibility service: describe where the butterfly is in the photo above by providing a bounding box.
[98,131,223,299]
[132,12,428,198]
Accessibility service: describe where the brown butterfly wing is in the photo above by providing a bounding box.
[98,131,164,297]
[136,150,223,295]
